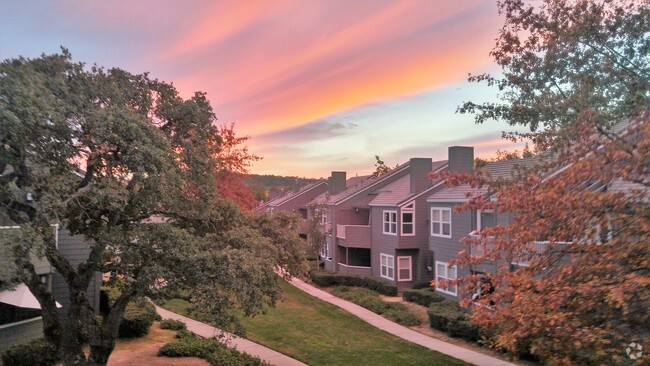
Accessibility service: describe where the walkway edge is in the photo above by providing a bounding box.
[155,305,307,366]
[286,277,517,366]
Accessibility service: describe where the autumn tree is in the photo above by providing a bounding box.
[213,123,262,210]
[451,1,649,364]
[0,51,302,365]
[370,155,395,178]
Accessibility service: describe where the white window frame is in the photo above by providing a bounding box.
[476,209,495,231]
[431,207,452,238]
[320,237,331,260]
[397,256,412,282]
[383,210,397,235]
[380,253,394,280]
[401,202,415,236]
[435,261,457,296]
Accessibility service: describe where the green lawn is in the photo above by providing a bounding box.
[163,281,467,366]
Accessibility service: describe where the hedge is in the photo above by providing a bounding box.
[330,286,420,326]
[427,301,466,332]
[309,270,397,296]
[159,330,271,366]
[427,300,481,341]
[1,338,58,366]
[447,318,481,342]
[160,318,187,331]
[402,288,446,307]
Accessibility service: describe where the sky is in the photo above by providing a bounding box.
[0,0,528,178]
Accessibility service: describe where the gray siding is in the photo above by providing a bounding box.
[52,229,101,320]
[428,202,472,299]
[0,317,43,354]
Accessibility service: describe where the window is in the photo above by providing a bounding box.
[320,238,331,260]
[431,207,451,238]
[383,210,397,235]
[380,253,394,280]
[477,209,495,231]
[397,256,412,281]
[401,202,415,236]
[435,261,457,296]
[317,209,327,225]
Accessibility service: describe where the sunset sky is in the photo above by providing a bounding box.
[0,0,528,178]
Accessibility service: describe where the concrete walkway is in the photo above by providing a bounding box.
[287,277,517,366]
[155,306,306,366]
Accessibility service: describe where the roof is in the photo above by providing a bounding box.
[370,160,448,206]
[328,160,448,205]
[254,180,327,211]
[427,157,540,202]
[310,175,372,204]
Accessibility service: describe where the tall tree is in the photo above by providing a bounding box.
[452,1,649,364]
[0,51,302,365]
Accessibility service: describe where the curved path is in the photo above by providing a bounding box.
[286,277,517,366]
[155,305,306,366]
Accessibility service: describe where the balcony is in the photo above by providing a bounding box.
[336,225,371,248]
[468,231,495,258]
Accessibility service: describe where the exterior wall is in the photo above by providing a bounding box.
[370,205,399,282]
[428,202,472,299]
[0,316,43,354]
[52,229,101,320]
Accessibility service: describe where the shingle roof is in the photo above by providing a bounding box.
[254,180,326,211]
[369,160,448,206]
[310,175,372,204]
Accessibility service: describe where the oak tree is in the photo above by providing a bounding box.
[0,51,302,365]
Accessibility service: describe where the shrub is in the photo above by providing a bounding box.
[309,271,397,296]
[1,338,58,366]
[427,301,465,332]
[119,297,157,338]
[402,288,446,307]
[160,318,187,331]
[447,318,481,342]
[411,280,433,289]
[384,306,421,326]
[330,286,420,326]
[160,332,272,366]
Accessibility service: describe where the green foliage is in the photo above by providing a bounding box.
[402,288,446,307]
[427,301,466,332]
[447,318,481,342]
[1,338,58,366]
[330,286,420,326]
[160,318,187,331]
[118,297,157,338]
[159,331,271,366]
[426,301,481,341]
[309,271,397,296]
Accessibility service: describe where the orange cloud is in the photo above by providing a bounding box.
[152,1,499,137]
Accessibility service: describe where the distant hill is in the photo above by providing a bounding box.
[243,174,321,202]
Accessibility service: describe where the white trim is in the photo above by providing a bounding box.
[334,164,410,205]
[400,202,415,236]
[397,256,412,282]
[431,207,452,238]
[427,198,470,203]
[398,180,446,207]
[435,261,457,296]
[380,253,395,280]
[382,210,397,235]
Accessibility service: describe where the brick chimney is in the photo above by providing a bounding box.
[409,158,433,194]
[329,171,347,194]
[448,146,474,173]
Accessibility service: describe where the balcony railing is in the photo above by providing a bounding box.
[468,232,569,266]
[336,225,371,248]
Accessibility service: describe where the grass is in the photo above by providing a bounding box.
[162,281,467,366]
